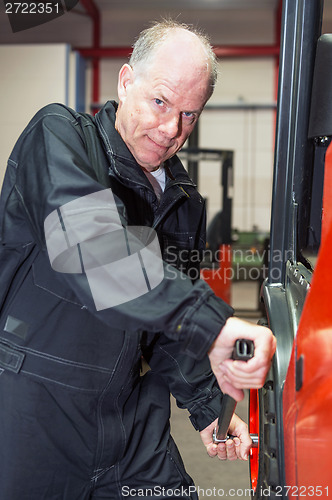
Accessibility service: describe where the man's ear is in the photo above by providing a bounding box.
[117,64,134,102]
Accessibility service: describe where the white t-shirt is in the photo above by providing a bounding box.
[143,166,166,201]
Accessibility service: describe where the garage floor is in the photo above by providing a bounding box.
[169,281,261,497]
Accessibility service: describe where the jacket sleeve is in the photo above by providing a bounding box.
[3,104,234,360]
[141,331,223,431]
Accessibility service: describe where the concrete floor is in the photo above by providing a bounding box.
[169,281,260,497]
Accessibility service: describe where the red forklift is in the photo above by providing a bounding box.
[248,0,332,498]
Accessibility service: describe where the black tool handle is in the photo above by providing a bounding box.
[214,339,254,443]
[232,338,254,362]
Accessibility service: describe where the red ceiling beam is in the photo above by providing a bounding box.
[79,0,101,107]
[214,45,279,58]
[79,0,100,46]
[76,44,280,60]
[77,46,132,59]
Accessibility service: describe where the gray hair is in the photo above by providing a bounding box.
[129,19,218,95]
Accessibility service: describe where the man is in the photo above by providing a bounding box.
[0,20,276,499]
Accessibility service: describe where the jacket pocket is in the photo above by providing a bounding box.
[0,242,38,316]
[161,232,201,280]
[32,251,85,308]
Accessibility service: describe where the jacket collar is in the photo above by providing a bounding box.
[94,100,196,190]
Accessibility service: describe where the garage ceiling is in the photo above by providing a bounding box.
[91,0,279,11]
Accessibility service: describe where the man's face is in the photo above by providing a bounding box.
[115,41,212,171]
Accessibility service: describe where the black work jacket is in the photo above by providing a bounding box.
[0,101,233,430]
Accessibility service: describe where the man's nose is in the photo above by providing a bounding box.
[160,114,181,139]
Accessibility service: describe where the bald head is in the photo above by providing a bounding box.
[129,20,218,98]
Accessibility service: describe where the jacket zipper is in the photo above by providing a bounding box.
[152,185,189,229]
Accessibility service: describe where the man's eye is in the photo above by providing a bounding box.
[183,111,194,119]
[155,98,163,106]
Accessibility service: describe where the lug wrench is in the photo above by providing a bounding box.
[212,339,259,448]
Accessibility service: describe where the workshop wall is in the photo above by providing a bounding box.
[0,44,85,185]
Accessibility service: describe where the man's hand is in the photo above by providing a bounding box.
[200,413,251,461]
[208,317,276,401]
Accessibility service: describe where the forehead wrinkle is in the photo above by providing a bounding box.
[152,76,204,107]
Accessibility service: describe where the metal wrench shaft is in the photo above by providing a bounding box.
[213,339,257,446]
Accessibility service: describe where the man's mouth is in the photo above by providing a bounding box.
[148,136,172,150]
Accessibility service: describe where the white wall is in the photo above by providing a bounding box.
[0,44,69,183]
[200,58,275,231]
[0,44,86,185]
